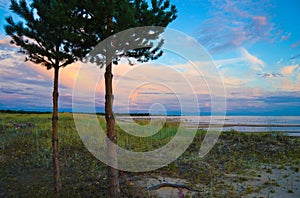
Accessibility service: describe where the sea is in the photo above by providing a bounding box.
[116,116,300,136]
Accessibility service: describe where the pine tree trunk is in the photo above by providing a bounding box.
[52,66,61,193]
[105,62,120,197]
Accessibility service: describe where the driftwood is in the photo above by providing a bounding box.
[147,183,201,192]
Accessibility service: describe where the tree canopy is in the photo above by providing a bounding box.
[5,0,92,69]
[76,0,177,66]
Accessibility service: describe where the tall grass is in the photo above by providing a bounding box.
[0,112,184,196]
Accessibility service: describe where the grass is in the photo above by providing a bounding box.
[0,112,299,197]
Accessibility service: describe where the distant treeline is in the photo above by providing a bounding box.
[0,109,51,114]
[0,109,151,116]
[97,113,151,116]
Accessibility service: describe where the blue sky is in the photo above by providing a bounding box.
[0,0,300,115]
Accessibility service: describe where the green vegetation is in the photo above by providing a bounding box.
[0,113,299,197]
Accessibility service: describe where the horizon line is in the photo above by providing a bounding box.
[1,109,300,116]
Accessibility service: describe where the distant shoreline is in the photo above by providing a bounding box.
[196,123,300,128]
[1,109,300,116]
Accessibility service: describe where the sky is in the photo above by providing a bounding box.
[0,0,300,115]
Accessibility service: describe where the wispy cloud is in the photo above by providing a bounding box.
[0,0,10,10]
[280,32,291,41]
[213,47,267,87]
[291,40,300,48]
[257,72,283,78]
[240,47,265,72]
[196,0,276,53]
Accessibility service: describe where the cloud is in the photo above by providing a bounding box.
[226,92,300,115]
[1,34,299,114]
[212,47,267,88]
[278,64,300,91]
[252,16,267,26]
[280,64,299,75]
[280,32,291,41]
[291,40,300,48]
[240,47,265,72]
[0,0,10,10]
[196,0,276,53]
[0,37,79,111]
[257,72,283,78]
[280,74,300,93]
[2,49,299,114]
[0,37,11,45]
[214,57,245,69]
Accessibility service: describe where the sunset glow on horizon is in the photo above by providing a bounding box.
[0,0,299,115]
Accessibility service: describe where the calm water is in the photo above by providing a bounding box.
[185,116,300,136]
[117,116,300,136]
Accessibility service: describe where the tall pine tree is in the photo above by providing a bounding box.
[4,0,93,193]
[78,0,177,196]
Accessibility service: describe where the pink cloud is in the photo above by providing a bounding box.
[0,37,12,45]
[280,77,300,91]
[291,40,300,48]
[252,16,267,26]
[280,33,291,41]
[280,65,299,75]
[197,0,276,53]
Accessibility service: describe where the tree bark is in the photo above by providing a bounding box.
[105,62,120,197]
[105,4,120,196]
[52,66,61,193]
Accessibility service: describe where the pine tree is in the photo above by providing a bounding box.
[4,0,92,193]
[79,0,177,196]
